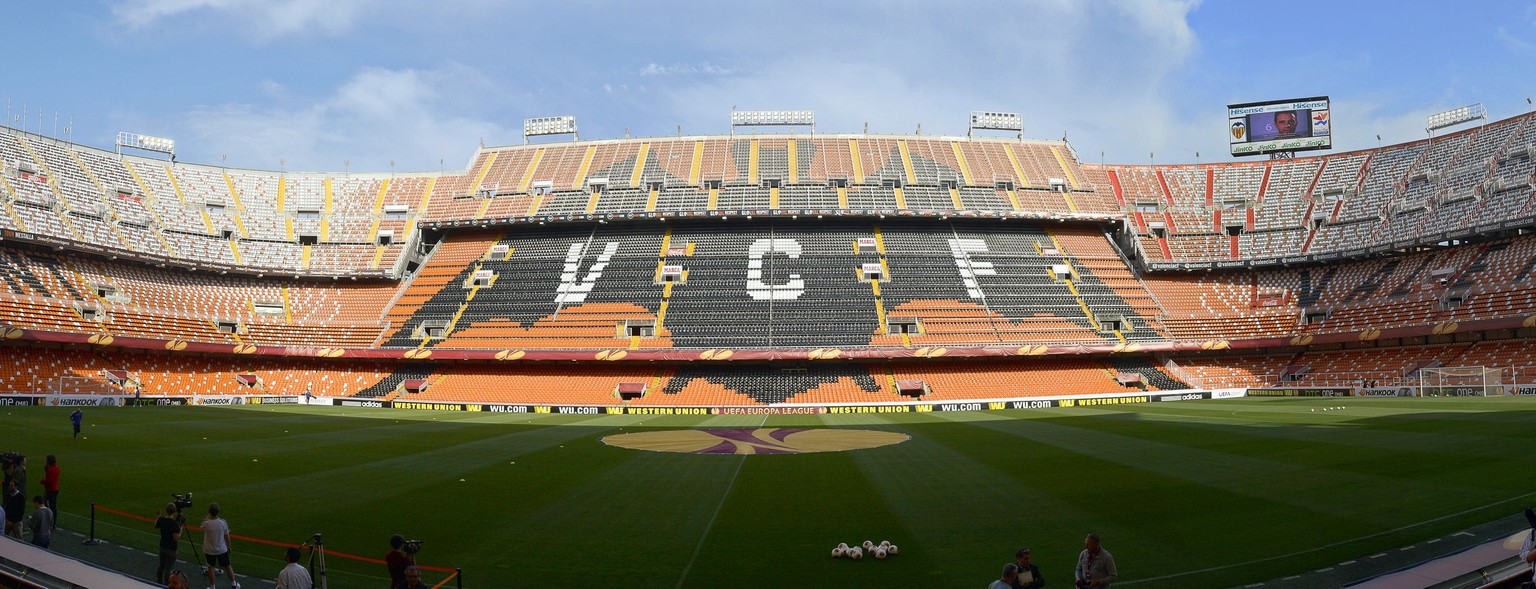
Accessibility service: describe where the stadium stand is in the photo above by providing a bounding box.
[5,111,1536,405]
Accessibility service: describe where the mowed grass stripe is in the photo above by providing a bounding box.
[915,411,1319,584]
[676,439,927,587]
[848,418,1104,585]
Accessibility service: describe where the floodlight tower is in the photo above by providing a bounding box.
[115,132,176,160]
[524,116,579,144]
[730,110,815,135]
[967,111,1024,140]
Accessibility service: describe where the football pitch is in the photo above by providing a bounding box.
[9,396,1536,588]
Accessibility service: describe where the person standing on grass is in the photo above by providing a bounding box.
[1074,533,1118,588]
[154,502,182,585]
[202,503,241,589]
[70,409,83,438]
[989,563,1020,589]
[27,496,52,548]
[1012,547,1044,589]
[275,547,313,589]
[41,455,58,530]
[3,467,23,539]
[386,534,416,588]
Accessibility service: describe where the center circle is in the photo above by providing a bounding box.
[601,428,910,455]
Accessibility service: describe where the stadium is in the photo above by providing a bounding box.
[4,3,1536,589]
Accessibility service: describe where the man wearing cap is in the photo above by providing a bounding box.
[1013,547,1045,589]
[1074,533,1118,588]
[989,563,1019,589]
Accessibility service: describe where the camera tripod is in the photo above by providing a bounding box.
[301,533,329,589]
[175,511,206,577]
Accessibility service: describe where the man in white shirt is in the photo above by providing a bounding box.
[275,547,312,589]
[202,503,240,589]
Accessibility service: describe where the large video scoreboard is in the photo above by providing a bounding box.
[1228,96,1331,157]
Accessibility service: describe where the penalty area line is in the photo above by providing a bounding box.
[1120,489,1536,585]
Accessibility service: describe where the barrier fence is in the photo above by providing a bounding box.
[86,503,464,589]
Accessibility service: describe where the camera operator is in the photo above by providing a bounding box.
[386,534,418,588]
[202,503,240,589]
[154,502,182,585]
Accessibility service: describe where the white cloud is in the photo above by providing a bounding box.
[177,64,516,172]
[650,0,1205,162]
[113,0,383,38]
[638,62,743,77]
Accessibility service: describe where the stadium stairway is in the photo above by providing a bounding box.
[354,363,435,398]
[1106,357,1190,390]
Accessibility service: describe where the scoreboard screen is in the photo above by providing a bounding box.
[1228,96,1330,157]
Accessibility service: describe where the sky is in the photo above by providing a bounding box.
[4,0,1535,173]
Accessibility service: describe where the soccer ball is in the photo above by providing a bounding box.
[848,548,863,560]
[832,547,843,558]
[837,542,849,550]
[862,540,874,550]
[874,547,888,559]
[888,544,899,555]
[880,540,891,548]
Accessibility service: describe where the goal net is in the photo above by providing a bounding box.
[1417,366,1506,397]
[54,376,125,396]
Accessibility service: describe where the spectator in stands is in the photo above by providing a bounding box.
[386,534,416,587]
[27,495,51,548]
[154,502,182,584]
[397,565,426,589]
[274,547,312,589]
[1013,547,1044,589]
[989,563,1020,589]
[70,409,83,438]
[1273,111,1300,138]
[1074,533,1118,588]
[41,455,58,530]
[166,570,191,589]
[202,503,240,589]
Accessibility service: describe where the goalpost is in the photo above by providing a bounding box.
[1417,366,1506,397]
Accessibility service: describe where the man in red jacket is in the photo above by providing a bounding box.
[41,456,58,530]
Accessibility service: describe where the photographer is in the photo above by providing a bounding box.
[386,534,418,588]
[202,503,240,589]
[154,502,182,585]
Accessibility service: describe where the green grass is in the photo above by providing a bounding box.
[7,397,1536,588]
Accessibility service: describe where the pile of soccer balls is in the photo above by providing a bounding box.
[832,540,898,560]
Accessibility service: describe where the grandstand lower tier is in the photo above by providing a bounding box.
[9,337,1536,405]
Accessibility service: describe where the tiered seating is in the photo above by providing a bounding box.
[654,364,884,405]
[891,358,1152,400]
[412,364,659,405]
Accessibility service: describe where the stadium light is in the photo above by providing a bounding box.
[524,116,578,143]
[115,132,175,158]
[968,111,1023,136]
[1426,104,1485,132]
[730,110,814,132]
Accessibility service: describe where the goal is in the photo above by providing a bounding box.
[1417,366,1506,397]
[54,376,125,396]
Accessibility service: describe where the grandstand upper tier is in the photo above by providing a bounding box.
[1,111,1534,359]
[2,111,1534,276]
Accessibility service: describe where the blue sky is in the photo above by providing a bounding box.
[4,0,1534,173]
